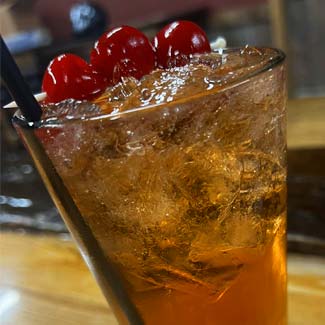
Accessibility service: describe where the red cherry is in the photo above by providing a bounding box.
[90,26,155,83]
[153,21,211,68]
[42,54,108,103]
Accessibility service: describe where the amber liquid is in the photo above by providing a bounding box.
[130,221,286,325]
[32,50,287,325]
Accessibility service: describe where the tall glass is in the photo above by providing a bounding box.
[13,48,287,325]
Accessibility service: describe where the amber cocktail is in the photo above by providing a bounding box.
[14,47,287,324]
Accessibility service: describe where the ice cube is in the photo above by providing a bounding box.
[144,263,240,302]
[41,99,101,120]
[189,226,264,271]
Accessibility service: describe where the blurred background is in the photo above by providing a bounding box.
[1,0,325,258]
[1,1,325,323]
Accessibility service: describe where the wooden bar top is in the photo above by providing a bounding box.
[0,233,324,324]
[287,97,325,149]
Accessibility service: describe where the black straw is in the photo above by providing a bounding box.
[1,35,42,122]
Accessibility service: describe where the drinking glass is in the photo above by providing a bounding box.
[13,47,287,325]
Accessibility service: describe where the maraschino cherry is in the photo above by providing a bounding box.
[153,21,211,68]
[42,22,212,104]
[90,26,155,83]
[42,54,108,103]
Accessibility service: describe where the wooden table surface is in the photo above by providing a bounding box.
[0,233,324,325]
[1,97,325,324]
[287,97,325,149]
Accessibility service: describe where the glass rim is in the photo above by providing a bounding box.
[13,47,285,128]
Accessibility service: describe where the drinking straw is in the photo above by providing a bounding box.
[3,35,144,323]
[16,124,144,324]
[0,36,42,122]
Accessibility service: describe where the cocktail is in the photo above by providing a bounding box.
[8,22,286,324]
